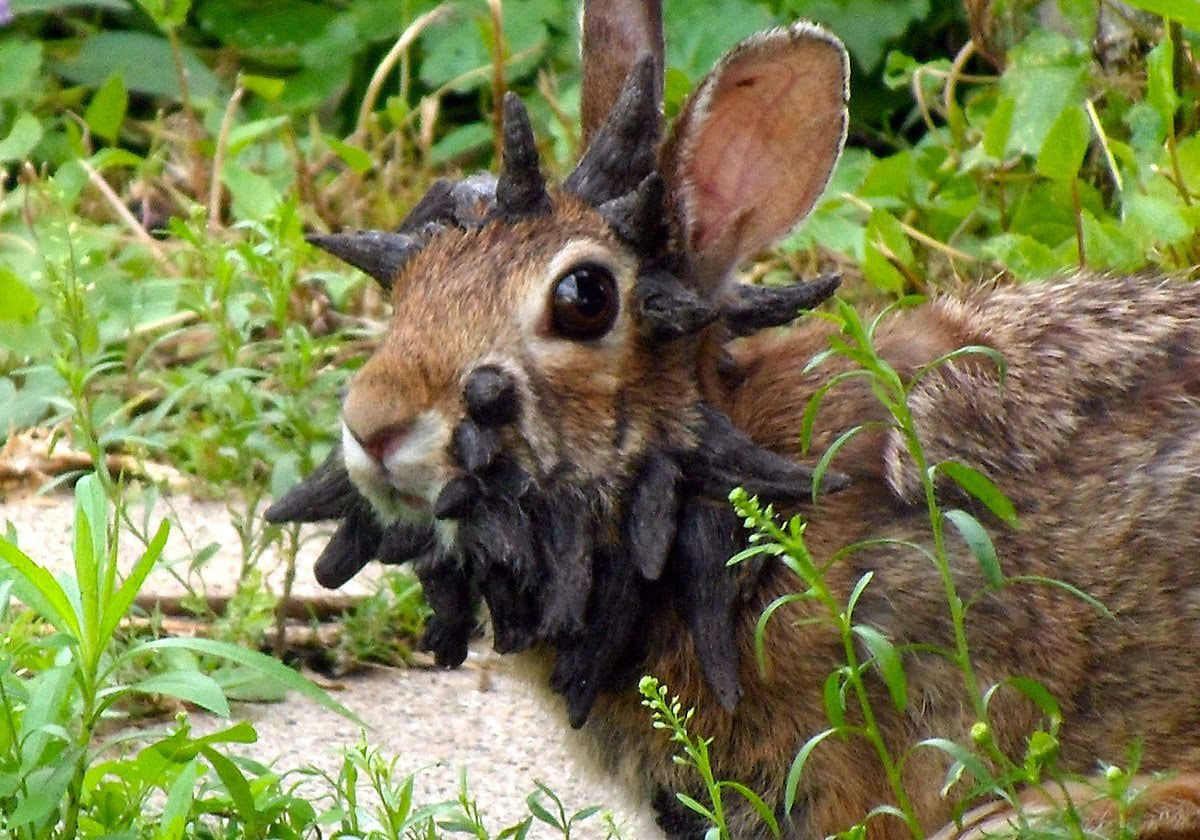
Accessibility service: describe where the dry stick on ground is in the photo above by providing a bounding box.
[79,160,175,274]
[353,5,454,145]
[208,79,246,233]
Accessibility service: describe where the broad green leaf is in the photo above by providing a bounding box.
[1080,210,1142,272]
[1120,0,1200,29]
[52,31,220,101]
[222,162,283,221]
[1000,31,1088,155]
[0,268,39,324]
[84,72,128,143]
[785,0,929,71]
[934,461,1018,526]
[132,637,363,723]
[7,749,78,825]
[1056,0,1099,41]
[0,39,42,100]
[1036,105,1089,181]
[1123,193,1191,250]
[430,122,492,166]
[983,95,1016,160]
[945,509,1002,587]
[11,0,130,10]
[983,233,1062,279]
[130,672,230,717]
[226,115,289,154]
[861,241,907,294]
[853,624,907,712]
[326,135,372,174]
[197,0,336,52]
[1146,38,1178,127]
[0,111,43,163]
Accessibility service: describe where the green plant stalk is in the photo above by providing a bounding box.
[762,516,923,839]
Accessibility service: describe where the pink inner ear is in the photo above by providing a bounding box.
[685,36,847,260]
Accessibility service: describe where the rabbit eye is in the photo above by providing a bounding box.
[550,263,619,340]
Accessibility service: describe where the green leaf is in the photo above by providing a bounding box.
[783,728,836,817]
[935,461,1018,526]
[1036,105,1089,181]
[227,115,289,154]
[1146,37,1178,127]
[241,74,285,100]
[1000,32,1088,155]
[822,670,846,730]
[1120,0,1200,29]
[718,780,781,837]
[133,0,190,30]
[853,624,907,712]
[1002,676,1062,724]
[100,519,168,651]
[326,135,373,175]
[0,537,81,637]
[430,122,492,166]
[945,509,1003,587]
[1123,193,1191,250]
[811,424,865,504]
[0,40,42,100]
[130,671,230,717]
[84,72,128,143]
[983,95,1015,160]
[0,111,43,163]
[201,746,259,824]
[786,0,929,72]
[221,162,283,221]
[158,757,201,840]
[0,268,39,324]
[52,31,220,101]
[131,637,363,724]
[917,737,996,794]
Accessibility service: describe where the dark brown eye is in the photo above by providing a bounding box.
[550,263,619,340]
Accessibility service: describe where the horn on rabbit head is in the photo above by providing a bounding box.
[496,93,553,218]
[565,54,662,208]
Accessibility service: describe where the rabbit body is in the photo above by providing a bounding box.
[572,273,1200,839]
[267,4,1200,837]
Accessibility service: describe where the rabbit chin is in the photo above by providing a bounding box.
[340,416,449,527]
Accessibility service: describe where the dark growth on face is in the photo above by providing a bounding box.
[265,63,845,725]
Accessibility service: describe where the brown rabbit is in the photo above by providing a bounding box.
[266,2,1200,838]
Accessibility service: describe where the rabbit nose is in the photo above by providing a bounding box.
[355,421,415,465]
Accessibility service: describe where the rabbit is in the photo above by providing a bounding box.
[265,1,1200,837]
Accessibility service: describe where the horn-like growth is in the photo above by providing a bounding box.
[565,54,661,207]
[496,93,552,219]
[722,272,842,336]
[306,231,425,290]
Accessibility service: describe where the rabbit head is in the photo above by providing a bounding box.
[267,7,849,726]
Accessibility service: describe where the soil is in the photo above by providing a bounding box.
[0,488,665,839]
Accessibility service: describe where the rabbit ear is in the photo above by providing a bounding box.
[663,23,849,292]
[580,0,663,146]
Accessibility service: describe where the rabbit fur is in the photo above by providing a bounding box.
[265,3,1200,838]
